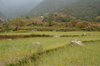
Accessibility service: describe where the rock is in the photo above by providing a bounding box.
[41,16,44,19]
[28,42,43,52]
[76,41,83,46]
[52,30,56,32]
[53,35,60,37]
[83,33,90,36]
[70,39,84,46]
[5,31,7,33]
[7,38,12,40]
[83,33,87,36]
[32,29,37,32]
[10,30,13,32]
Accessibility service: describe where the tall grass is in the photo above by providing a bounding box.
[26,41,100,66]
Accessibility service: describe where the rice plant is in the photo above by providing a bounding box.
[25,41,100,66]
[0,31,100,65]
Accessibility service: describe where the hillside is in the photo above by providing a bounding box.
[0,0,43,19]
[59,0,100,22]
[28,0,100,22]
[0,11,5,19]
[28,0,78,16]
[0,12,5,23]
[0,12,5,18]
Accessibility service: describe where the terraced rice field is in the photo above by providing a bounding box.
[0,31,100,66]
[26,41,100,66]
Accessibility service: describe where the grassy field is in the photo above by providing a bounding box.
[0,31,100,66]
[0,31,100,36]
[26,41,100,66]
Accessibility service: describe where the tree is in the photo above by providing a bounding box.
[53,13,58,21]
[25,15,30,19]
[76,22,90,28]
[95,16,100,22]
[12,17,23,31]
[47,14,54,26]
[69,17,77,27]
[19,19,28,26]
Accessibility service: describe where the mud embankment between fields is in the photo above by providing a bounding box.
[0,34,82,40]
[0,34,53,40]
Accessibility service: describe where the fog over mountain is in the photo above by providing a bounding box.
[28,0,100,22]
[28,0,78,16]
[0,0,43,19]
[0,11,5,19]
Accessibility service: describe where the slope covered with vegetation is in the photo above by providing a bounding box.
[28,0,100,22]
[59,0,100,22]
[29,0,78,16]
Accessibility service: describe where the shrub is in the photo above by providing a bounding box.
[76,22,90,28]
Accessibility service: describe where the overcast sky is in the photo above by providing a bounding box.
[0,0,43,18]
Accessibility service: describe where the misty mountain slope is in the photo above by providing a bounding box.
[28,0,100,22]
[28,0,78,16]
[0,11,5,19]
[59,0,100,21]
[0,0,43,19]
[0,11,5,23]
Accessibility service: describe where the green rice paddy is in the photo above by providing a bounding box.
[0,31,100,66]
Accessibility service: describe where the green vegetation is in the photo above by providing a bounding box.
[26,41,100,66]
[0,31,100,36]
[1,0,100,22]
[96,16,100,22]
[1,20,100,32]
[28,0,100,22]
[1,0,100,66]
[29,0,77,16]
[12,17,28,31]
[59,0,100,22]
[0,31,100,66]
[2,0,100,31]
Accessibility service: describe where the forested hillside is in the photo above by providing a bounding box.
[59,0,100,22]
[29,0,100,22]
[29,0,78,16]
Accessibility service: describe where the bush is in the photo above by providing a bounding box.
[32,21,37,26]
[76,22,90,28]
